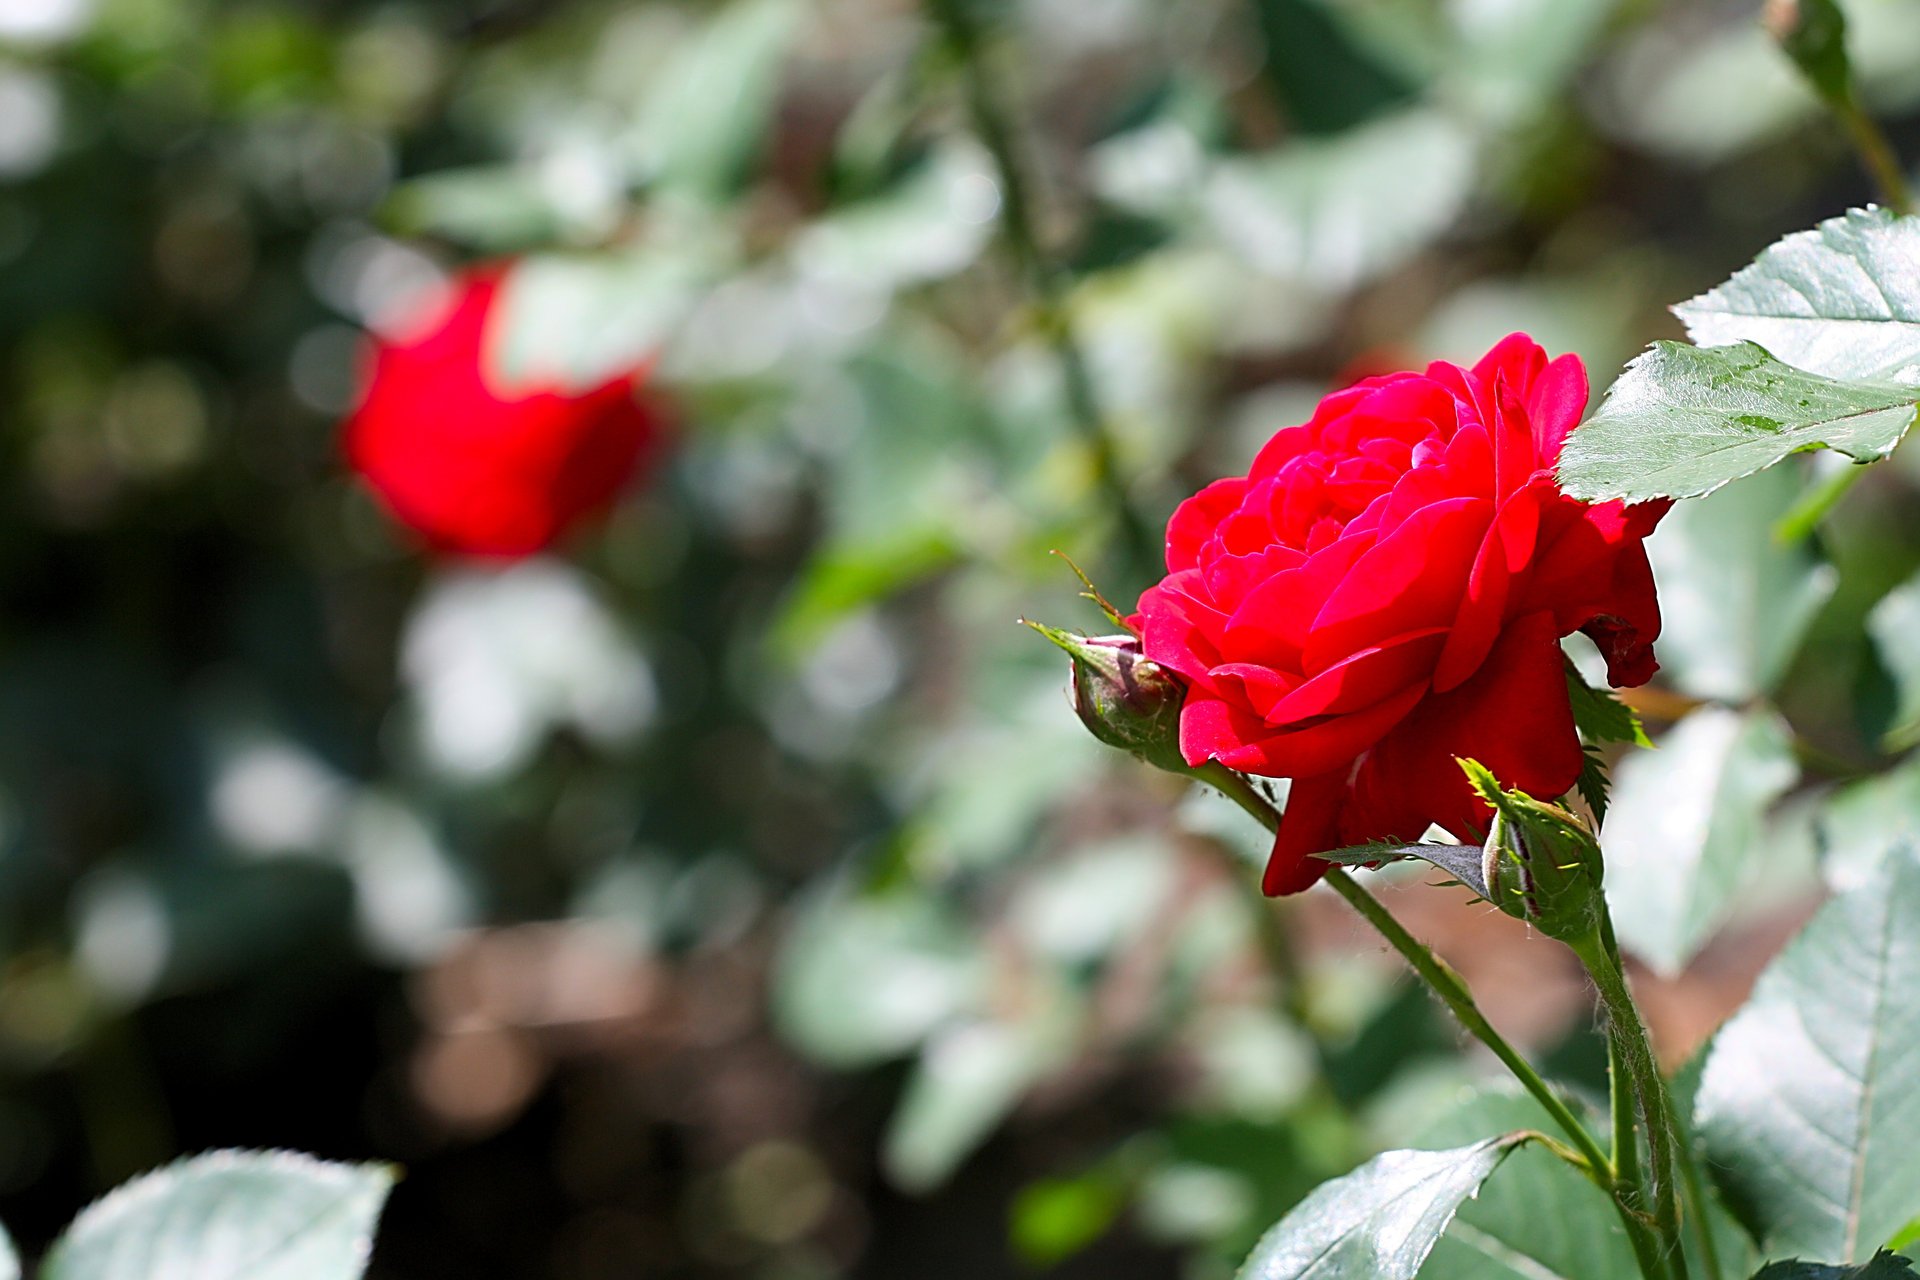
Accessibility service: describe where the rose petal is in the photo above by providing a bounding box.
[1304,496,1492,673]
[1264,772,1347,896]
[1343,610,1584,845]
[1178,682,1424,776]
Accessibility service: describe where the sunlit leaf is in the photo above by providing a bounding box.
[1642,466,1838,703]
[629,0,799,200]
[1602,705,1799,975]
[772,886,987,1070]
[492,248,719,392]
[1819,756,1920,892]
[1559,341,1917,504]
[1204,109,1477,293]
[1417,1089,1639,1280]
[1234,1136,1525,1279]
[882,1003,1075,1193]
[1696,842,1920,1262]
[1674,208,1920,382]
[42,1151,394,1280]
[1419,1087,1757,1280]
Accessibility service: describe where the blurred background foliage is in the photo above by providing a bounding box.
[1,0,1920,1275]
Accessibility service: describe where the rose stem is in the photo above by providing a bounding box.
[1571,918,1694,1280]
[923,0,1160,582]
[1193,761,1681,1280]
[1611,1036,1644,1209]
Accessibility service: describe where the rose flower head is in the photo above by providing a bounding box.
[344,265,663,559]
[1135,334,1666,895]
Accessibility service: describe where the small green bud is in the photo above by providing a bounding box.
[1461,760,1606,945]
[1027,623,1187,775]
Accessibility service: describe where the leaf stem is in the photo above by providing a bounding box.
[924,0,1159,581]
[1836,95,1914,216]
[1773,460,1866,544]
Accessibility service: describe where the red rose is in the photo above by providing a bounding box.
[344,266,661,559]
[1136,334,1666,896]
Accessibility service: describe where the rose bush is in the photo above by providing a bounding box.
[1135,334,1668,895]
[344,266,662,558]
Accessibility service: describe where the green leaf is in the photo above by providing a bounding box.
[793,142,998,292]
[386,165,571,253]
[1819,757,1920,892]
[1566,661,1651,749]
[492,248,718,392]
[1754,1253,1918,1280]
[1642,465,1838,703]
[42,1151,394,1280]
[882,1003,1075,1194]
[1234,1136,1526,1279]
[772,886,987,1070]
[1867,571,1920,752]
[1766,0,1855,109]
[1204,109,1477,294]
[1249,0,1418,135]
[1010,1171,1127,1267]
[629,0,798,201]
[1601,706,1800,975]
[1558,341,1918,504]
[1673,208,1920,382]
[1696,841,1920,1262]
[1418,1086,1758,1280]
[1566,658,1650,821]
[1416,1089,1640,1280]
[771,531,961,657]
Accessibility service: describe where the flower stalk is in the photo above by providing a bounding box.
[1191,760,1688,1280]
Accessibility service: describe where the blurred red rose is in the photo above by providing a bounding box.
[344,267,661,559]
[1135,334,1667,895]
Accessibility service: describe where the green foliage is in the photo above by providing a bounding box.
[1566,661,1649,820]
[1753,1254,1918,1280]
[1559,341,1918,504]
[1248,0,1418,135]
[1867,571,1920,752]
[1643,465,1839,703]
[1696,842,1920,1262]
[1203,109,1478,294]
[630,0,800,201]
[773,885,989,1070]
[1567,663,1652,750]
[1673,209,1920,381]
[1602,705,1799,975]
[1766,0,1856,110]
[882,1007,1075,1193]
[1010,1171,1127,1268]
[1417,1088,1643,1280]
[1233,1136,1526,1280]
[41,1151,394,1280]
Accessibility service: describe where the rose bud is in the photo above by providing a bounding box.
[1134,334,1668,896]
[343,264,663,559]
[1462,760,1605,945]
[1029,624,1188,776]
